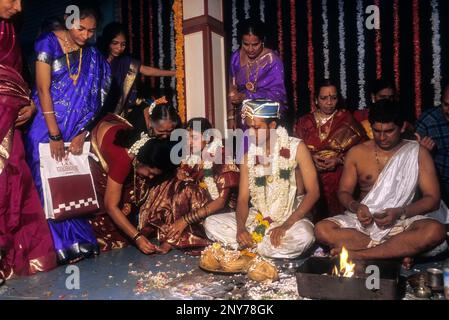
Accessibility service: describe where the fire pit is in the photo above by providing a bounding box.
[296,255,402,300]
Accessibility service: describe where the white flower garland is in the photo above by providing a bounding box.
[260,0,266,22]
[184,139,223,201]
[247,127,296,222]
[128,132,152,156]
[232,0,239,52]
[431,0,442,107]
[157,0,165,89]
[356,0,366,109]
[322,0,330,79]
[244,0,250,19]
[338,0,347,100]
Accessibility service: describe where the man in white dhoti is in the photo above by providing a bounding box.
[204,99,320,259]
[315,100,447,265]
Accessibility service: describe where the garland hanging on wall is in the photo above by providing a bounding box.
[127,0,133,54]
[338,0,347,100]
[322,0,330,79]
[356,0,366,109]
[307,0,315,112]
[431,0,442,107]
[374,0,382,79]
[413,0,422,118]
[393,0,400,95]
[277,0,284,62]
[231,0,239,52]
[173,0,186,123]
[290,0,298,109]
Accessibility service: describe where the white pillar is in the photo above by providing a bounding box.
[183,0,228,135]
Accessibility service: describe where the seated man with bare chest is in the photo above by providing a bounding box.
[315,100,447,266]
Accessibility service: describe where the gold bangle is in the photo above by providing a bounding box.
[132,231,143,242]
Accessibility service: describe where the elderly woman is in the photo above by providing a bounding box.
[295,79,366,220]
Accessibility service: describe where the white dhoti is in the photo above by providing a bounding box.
[326,141,448,256]
[204,208,315,259]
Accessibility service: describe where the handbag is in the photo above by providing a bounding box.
[39,142,99,221]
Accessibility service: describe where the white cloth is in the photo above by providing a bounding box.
[357,140,420,242]
[204,206,315,259]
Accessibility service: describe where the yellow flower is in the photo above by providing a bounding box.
[252,232,263,244]
[260,220,270,229]
[199,182,208,190]
[212,243,221,250]
[255,212,264,223]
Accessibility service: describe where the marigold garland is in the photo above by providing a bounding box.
[290,0,298,109]
[412,0,422,118]
[374,0,382,79]
[277,0,284,61]
[393,0,400,95]
[173,0,186,123]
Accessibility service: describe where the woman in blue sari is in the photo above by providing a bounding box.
[26,2,111,264]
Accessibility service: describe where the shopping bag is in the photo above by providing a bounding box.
[39,142,99,221]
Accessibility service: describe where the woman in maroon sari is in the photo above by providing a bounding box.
[295,79,366,221]
[0,1,56,283]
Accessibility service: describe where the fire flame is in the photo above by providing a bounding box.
[332,247,356,278]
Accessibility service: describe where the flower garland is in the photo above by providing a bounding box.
[431,0,442,107]
[393,0,400,96]
[184,139,223,201]
[247,127,296,223]
[173,0,186,123]
[170,8,177,107]
[244,0,250,19]
[322,0,330,79]
[127,0,133,54]
[374,0,382,79]
[338,0,347,100]
[139,0,145,82]
[149,2,156,89]
[356,0,366,109]
[157,0,165,89]
[290,0,298,109]
[252,212,273,243]
[413,0,422,118]
[260,0,266,22]
[277,0,284,61]
[307,0,315,112]
[232,0,239,52]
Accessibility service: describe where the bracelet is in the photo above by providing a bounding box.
[348,200,359,213]
[132,231,143,242]
[42,111,55,115]
[49,134,62,142]
[227,116,235,121]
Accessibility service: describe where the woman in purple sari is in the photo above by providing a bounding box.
[1,0,57,282]
[228,19,287,130]
[25,2,111,264]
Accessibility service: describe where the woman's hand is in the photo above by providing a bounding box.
[166,218,188,241]
[50,138,66,162]
[312,154,327,172]
[69,131,87,156]
[15,104,36,127]
[135,236,161,255]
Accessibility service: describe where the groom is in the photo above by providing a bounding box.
[315,100,446,263]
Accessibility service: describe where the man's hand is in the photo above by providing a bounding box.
[415,133,436,152]
[356,204,373,227]
[373,208,401,229]
[15,104,36,127]
[69,132,87,156]
[237,228,255,249]
[166,218,188,241]
[269,225,289,248]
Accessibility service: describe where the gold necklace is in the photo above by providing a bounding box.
[316,111,336,142]
[63,33,83,86]
[245,59,262,93]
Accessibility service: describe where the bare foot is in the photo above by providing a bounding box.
[402,257,414,270]
[159,242,172,255]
